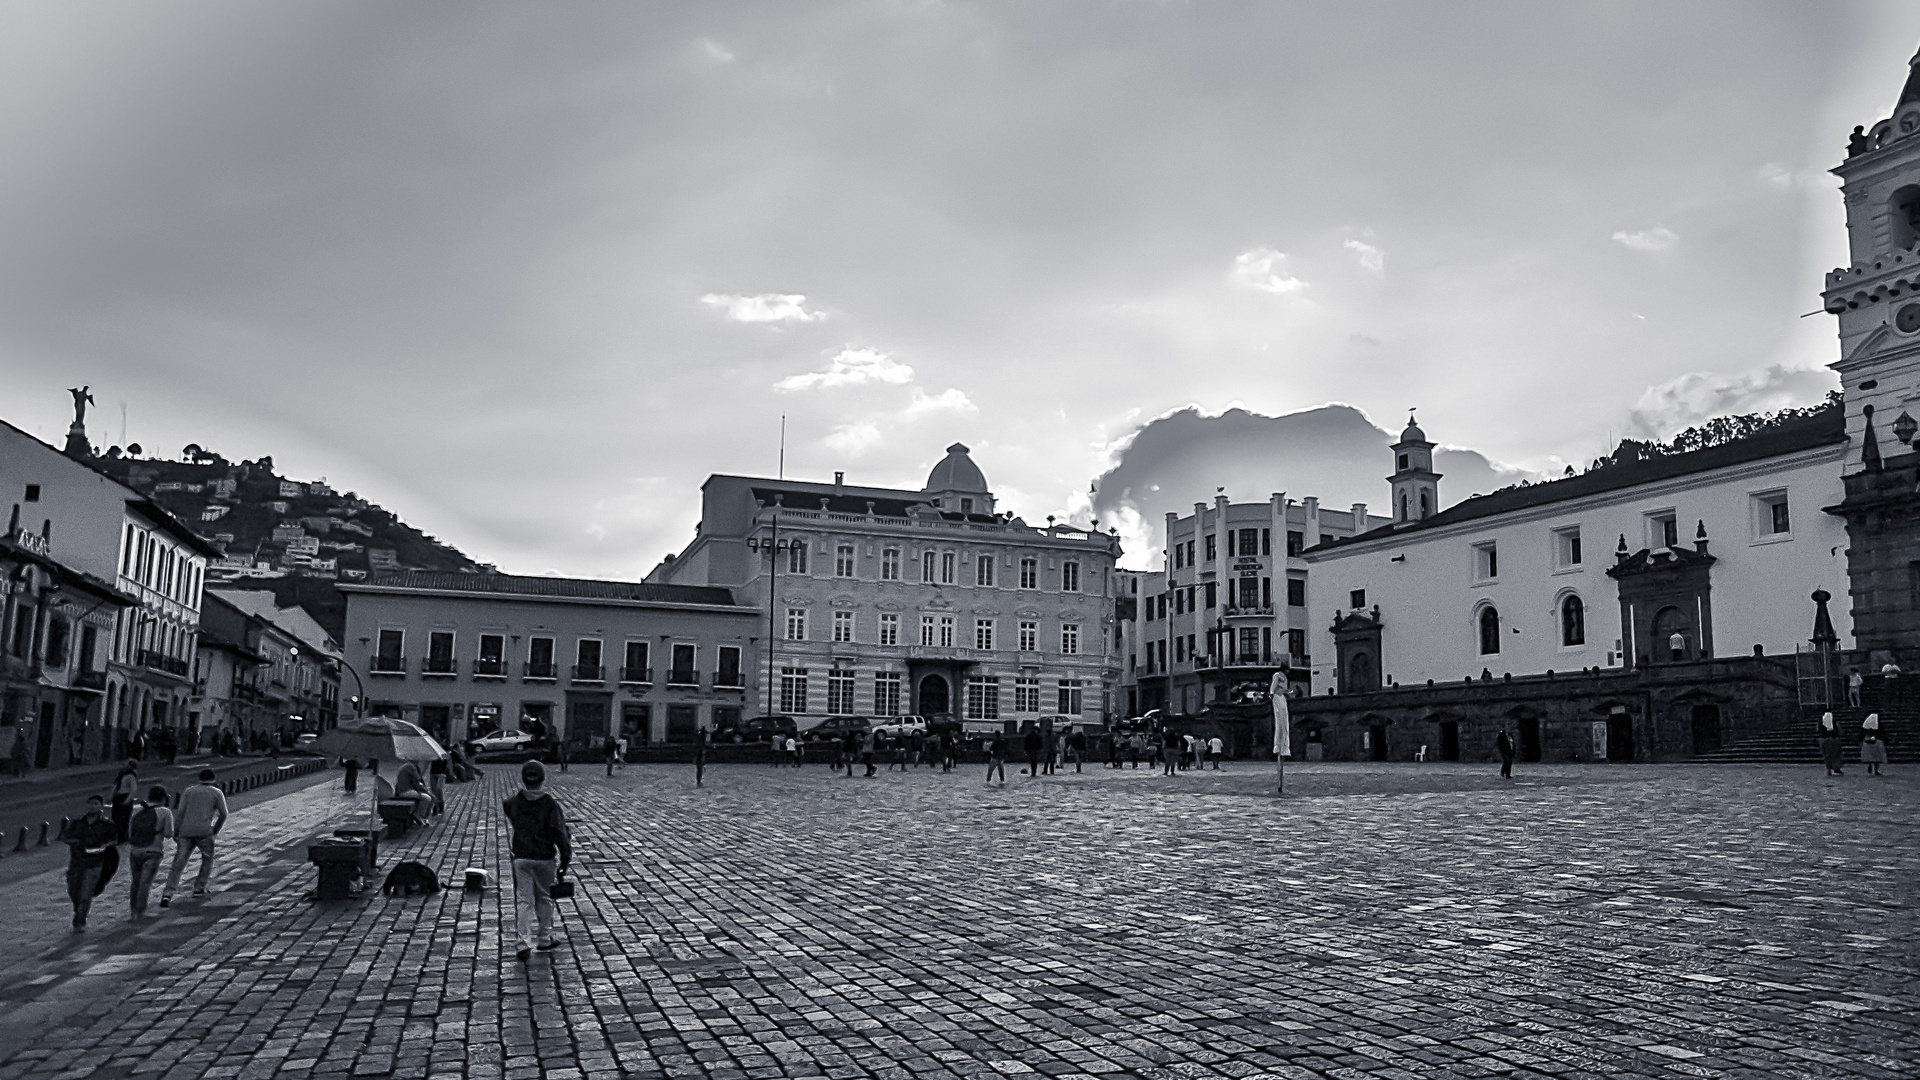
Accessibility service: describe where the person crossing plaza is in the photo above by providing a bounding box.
[502,760,572,963]
[161,769,228,907]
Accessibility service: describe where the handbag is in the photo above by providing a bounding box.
[548,870,575,899]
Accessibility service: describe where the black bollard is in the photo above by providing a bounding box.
[43,820,58,846]
[13,826,25,852]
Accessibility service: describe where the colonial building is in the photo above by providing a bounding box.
[1131,492,1387,716]
[0,407,218,762]
[648,444,1124,727]
[193,589,342,746]
[1822,49,1920,665]
[339,571,760,751]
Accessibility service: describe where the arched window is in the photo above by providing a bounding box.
[1400,492,1409,521]
[1561,595,1585,646]
[1419,490,1431,518]
[1477,606,1501,656]
[1894,184,1920,250]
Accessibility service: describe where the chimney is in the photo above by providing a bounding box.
[1351,503,1368,534]
[834,471,845,489]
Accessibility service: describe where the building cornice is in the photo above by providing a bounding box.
[336,583,761,617]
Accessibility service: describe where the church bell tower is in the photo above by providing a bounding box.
[1387,411,1441,525]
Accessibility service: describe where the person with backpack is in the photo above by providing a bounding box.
[161,769,228,906]
[110,759,139,843]
[503,760,572,962]
[60,795,118,931]
[127,785,174,917]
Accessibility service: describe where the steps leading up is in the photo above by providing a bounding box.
[1692,702,1918,764]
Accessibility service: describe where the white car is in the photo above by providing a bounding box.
[869,716,928,739]
[468,730,537,754]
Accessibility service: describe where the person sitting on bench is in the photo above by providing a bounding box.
[392,759,436,825]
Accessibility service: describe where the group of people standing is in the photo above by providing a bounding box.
[1818,711,1888,777]
[60,760,229,931]
[1105,729,1225,773]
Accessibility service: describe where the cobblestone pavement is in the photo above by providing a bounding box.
[0,761,1911,1080]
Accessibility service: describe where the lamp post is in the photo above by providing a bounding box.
[746,524,799,720]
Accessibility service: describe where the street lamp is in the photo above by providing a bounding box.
[746,531,801,719]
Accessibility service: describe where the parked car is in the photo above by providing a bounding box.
[802,716,872,743]
[869,715,928,738]
[469,729,538,755]
[291,732,322,755]
[720,715,798,743]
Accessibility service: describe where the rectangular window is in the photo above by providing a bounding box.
[881,547,901,580]
[528,636,555,679]
[922,550,937,582]
[1019,557,1037,589]
[623,641,649,682]
[1646,510,1679,550]
[1014,677,1041,712]
[966,676,1001,720]
[1204,581,1217,608]
[1473,541,1499,581]
[1287,530,1304,557]
[835,544,855,577]
[976,554,995,587]
[669,644,696,685]
[1262,529,1271,555]
[1174,589,1184,615]
[1018,621,1037,652]
[1205,534,1216,561]
[833,610,854,643]
[1238,627,1260,660]
[1238,529,1259,559]
[788,543,809,574]
[1061,623,1080,654]
[576,638,603,679]
[1350,589,1366,609]
[1287,578,1305,607]
[1237,578,1258,608]
[941,552,956,584]
[827,667,855,714]
[1552,526,1583,568]
[920,615,936,646]
[975,618,995,650]
[779,667,808,713]
[1175,636,1186,663]
[1752,491,1791,539]
[374,629,405,673]
[786,608,808,641]
[1261,578,1271,608]
[1061,561,1080,592]
[1289,628,1306,661]
[426,631,455,674]
[717,646,742,687]
[1172,543,1182,570]
[1057,679,1083,716]
[476,633,505,676]
[873,672,902,716]
[939,615,955,648]
[879,613,899,646]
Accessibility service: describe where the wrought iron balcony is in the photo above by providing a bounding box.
[369,655,407,675]
[423,657,458,676]
[619,666,653,684]
[571,664,605,683]
[666,669,699,688]
[472,657,507,678]
[523,661,557,680]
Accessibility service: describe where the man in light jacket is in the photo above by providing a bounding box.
[161,769,228,906]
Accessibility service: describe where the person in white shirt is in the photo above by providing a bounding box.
[127,784,174,916]
[162,770,229,906]
[1207,736,1225,770]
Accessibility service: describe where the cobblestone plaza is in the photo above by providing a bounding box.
[0,762,1912,1080]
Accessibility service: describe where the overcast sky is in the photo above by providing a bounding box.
[3,2,1913,574]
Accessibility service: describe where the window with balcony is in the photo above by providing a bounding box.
[975,554,995,587]
[938,615,955,648]
[833,610,854,643]
[1238,627,1260,662]
[786,609,808,641]
[475,634,506,677]
[787,543,809,574]
[975,618,995,650]
[835,544,855,577]
[574,639,604,682]
[373,629,405,673]
[1061,623,1080,654]
[623,641,650,683]
[1061,561,1080,592]
[1018,621,1037,652]
[779,667,808,712]
[1238,578,1259,609]
[526,637,555,679]
[827,667,855,713]
[874,671,902,716]
[881,547,901,580]
[1019,557,1037,589]
[878,613,899,646]
[1057,679,1083,715]
[1287,578,1305,607]
[965,676,1000,719]
[669,643,696,685]
[716,646,742,687]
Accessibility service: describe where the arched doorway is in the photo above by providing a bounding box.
[1652,606,1690,662]
[1347,651,1377,693]
[918,674,950,716]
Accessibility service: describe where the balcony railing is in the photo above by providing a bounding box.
[472,657,507,678]
[1196,651,1285,669]
[571,664,605,683]
[369,655,407,675]
[619,666,653,684]
[423,657,458,676]
[524,661,557,681]
[666,669,699,688]
[713,672,745,689]
[75,668,107,691]
[138,650,191,677]
[1222,604,1276,618]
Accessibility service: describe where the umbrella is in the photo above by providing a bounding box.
[316,717,447,837]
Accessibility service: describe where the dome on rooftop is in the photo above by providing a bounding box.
[924,442,989,493]
[1400,411,1427,443]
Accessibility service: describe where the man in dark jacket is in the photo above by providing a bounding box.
[1496,729,1515,780]
[1023,725,1043,777]
[61,795,118,931]
[502,760,572,961]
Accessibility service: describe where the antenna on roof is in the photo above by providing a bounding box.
[778,414,786,480]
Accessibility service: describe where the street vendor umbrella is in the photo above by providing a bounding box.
[316,717,447,835]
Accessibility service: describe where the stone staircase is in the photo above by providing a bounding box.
[1693,698,1919,765]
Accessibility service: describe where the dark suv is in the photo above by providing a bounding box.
[720,715,798,743]
[803,716,872,743]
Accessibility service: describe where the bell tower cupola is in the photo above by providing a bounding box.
[1388,410,1442,525]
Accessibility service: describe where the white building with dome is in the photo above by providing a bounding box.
[649,444,1125,728]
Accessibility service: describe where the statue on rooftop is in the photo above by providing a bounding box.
[68,385,93,426]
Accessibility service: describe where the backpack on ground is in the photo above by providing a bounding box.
[381,860,440,896]
[129,804,161,847]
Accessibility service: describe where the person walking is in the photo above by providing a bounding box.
[693,725,709,787]
[127,784,173,917]
[1496,729,1515,779]
[502,760,572,963]
[859,728,877,778]
[1162,729,1180,776]
[344,756,360,794]
[1208,735,1224,770]
[1023,724,1043,777]
[1042,726,1059,776]
[786,735,802,768]
[161,769,228,906]
[554,736,569,774]
[110,759,139,843]
[1859,713,1887,776]
[1067,729,1086,773]
[59,795,117,931]
[604,735,618,777]
[984,734,1007,786]
[1818,711,1845,776]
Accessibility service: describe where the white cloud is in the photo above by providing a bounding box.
[774,347,914,392]
[824,420,883,456]
[904,387,976,415]
[1230,247,1307,293]
[701,292,825,323]
[1623,364,1837,440]
[1343,238,1385,272]
[1610,226,1678,253]
[698,38,735,63]
[1758,163,1795,191]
